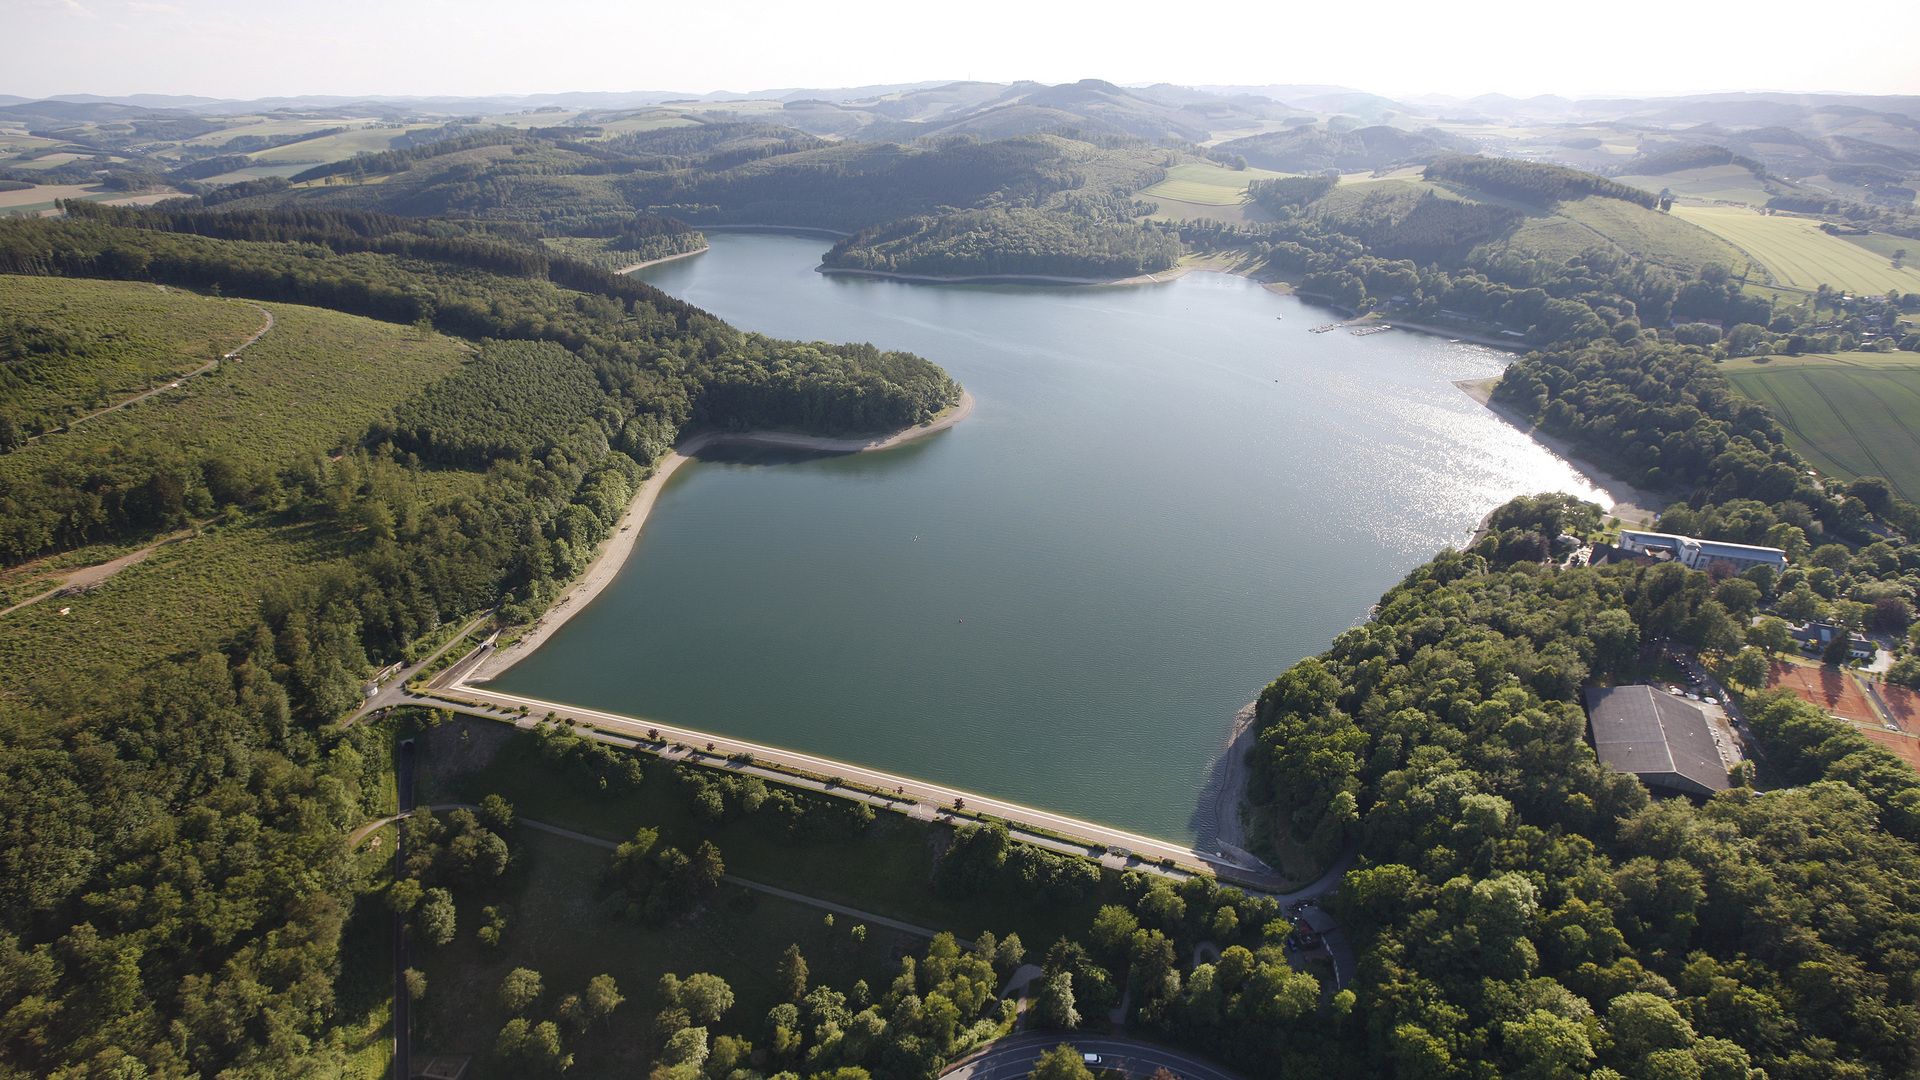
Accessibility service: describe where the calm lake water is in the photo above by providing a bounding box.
[489,233,1602,842]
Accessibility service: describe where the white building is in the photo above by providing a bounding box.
[1618,530,1787,575]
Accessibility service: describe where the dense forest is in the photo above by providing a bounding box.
[822,208,1181,278]
[1423,156,1660,210]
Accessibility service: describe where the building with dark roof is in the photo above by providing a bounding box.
[1583,686,1731,797]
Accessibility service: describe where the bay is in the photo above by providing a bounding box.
[488,233,1604,842]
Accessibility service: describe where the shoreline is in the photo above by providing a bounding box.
[817,264,1208,287]
[469,390,975,682]
[1454,377,1665,528]
[613,244,710,275]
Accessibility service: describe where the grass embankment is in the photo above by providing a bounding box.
[0,284,473,691]
[408,828,906,1077]
[1673,205,1920,294]
[432,721,1124,949]
[0,276,265,430]
[1721,352,1920,499]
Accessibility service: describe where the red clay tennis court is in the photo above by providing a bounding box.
[1861,727,1920,768]
[1767,661,1878,725]
[1873,680,1920,735]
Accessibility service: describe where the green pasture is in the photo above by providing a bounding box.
[1614,165,1773,206]
[1674,205,1920,294]
[1838,230,1916,264]
[250,126,438,164]
[1723,361,1920,499]
[178,116,363,147]
[1140,162,1287,206]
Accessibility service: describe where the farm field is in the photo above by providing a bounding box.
[1613,164,1773,205]
[1487,194,1746,273]
[1723,358,1920,498]
[1839,230,1917,263]
[1673,205,1920,293]
[1140,161,1288,206]
[249,125,440,165]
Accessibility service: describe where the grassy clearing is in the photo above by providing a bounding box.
[1673,206,1920,294]
[0,286,476,689]
[1722,351,1920,371]
[1722,362,1920,499]
[1140,162,1288,207]
[406,827,907,1078]
[0,275,264,427]
[432,721,1123,950]
[1,296,470,487]
[0,513,357,694]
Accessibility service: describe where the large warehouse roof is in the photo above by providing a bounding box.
[1583,685,1730,797]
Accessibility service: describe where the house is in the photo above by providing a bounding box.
[1789,622,1875,661]
[1583,686,1732,797]
[1617,530,1787,575]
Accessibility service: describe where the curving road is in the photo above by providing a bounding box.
[943,1032,1247,1080]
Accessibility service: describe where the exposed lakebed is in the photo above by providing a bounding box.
[488,233,1603,842]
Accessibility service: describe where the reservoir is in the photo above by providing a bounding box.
[489,232,1604,842]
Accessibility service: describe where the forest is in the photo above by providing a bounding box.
[1422,156,1660,210]
[821,208,1181,278]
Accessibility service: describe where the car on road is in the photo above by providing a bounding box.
[1082,1055,1102,1065]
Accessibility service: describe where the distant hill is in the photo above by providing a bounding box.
[1216,124,1475,173]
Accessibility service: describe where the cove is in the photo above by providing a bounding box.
[487,232,1604,843]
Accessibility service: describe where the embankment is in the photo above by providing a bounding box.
[468,391,975,681]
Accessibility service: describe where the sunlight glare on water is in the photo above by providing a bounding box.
[490,234,1608,842]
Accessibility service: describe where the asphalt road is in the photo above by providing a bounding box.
[433,676,1281,886]
[943,1032,1246,1080]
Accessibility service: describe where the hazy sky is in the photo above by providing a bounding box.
[10,0,1920,102]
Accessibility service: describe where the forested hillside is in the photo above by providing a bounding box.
[1220,500,1920,1079]
[822,208,1181,278]
[0,211,958,1079]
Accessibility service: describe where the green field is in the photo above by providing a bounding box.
[1498,194,1748,274]
[1674,205,1920,294]
[1723,355,1920,499]
[1839,230,1917,264]
[1614,165,1774,206]
[1141,161,1288,206]
[0,275,265,430]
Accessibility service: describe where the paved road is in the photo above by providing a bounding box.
[429,676,1279,886]
[344,610,495,726]
[943,1032,1247,1080]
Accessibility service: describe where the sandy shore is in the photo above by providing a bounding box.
[469,391,975,681]
[613,245,709,275]
[1455,377,1665,527]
